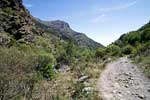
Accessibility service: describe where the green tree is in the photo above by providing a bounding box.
[66,40,74,57]
[122,45,135,55]
[141,28,150,42]
[124,32,141,46]
[42,64,55,80]
[106,45,121,56]
[95,48,105,58]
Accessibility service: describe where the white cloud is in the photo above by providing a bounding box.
[90,14,109,23]
[24,4,33,8]
[96,0,139,12]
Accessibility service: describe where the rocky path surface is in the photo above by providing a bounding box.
[98,57,150,100]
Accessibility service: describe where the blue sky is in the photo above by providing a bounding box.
[23,0,150,46]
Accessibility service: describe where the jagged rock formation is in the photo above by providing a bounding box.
[0,0,34,39]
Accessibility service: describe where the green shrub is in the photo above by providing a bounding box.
[125,32,141,46]
[137,42,150,56]
[71,82,84,99]
[66,40,75,57]
[0,47,36,74]
[35,52,56,79]
[141,28,150,42]
[106,45,121,56]
[35,36,52,52]
[0,47,39,100]
[122,45,135,55]
[95,48,105,58]
[140,57,150,77]
[41,64,55,80]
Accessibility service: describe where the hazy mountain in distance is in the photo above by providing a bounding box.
[35,18,104,48]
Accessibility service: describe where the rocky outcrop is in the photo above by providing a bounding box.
[0,0,36,45]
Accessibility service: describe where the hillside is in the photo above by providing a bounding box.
[113,21,150,77]
[98,22,150,100]
[0,0,103,49]
[0,0,104,99]
[35,19,103,48]
[114,21,150,56]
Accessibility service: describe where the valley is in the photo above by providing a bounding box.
[0,0,150,100]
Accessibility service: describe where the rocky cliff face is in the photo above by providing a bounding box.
[0,0,33,37]
[0,0,45,47]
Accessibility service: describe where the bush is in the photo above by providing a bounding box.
[137,42,150,56]
[126,32,141,46]
[41,64,55,80]
[0,47,36,74]
[122,45,135,55]
[35,36,52,52]
[140,57,150,77]
[106,45,121,56]
[0,47,38,100]
[71,82,84,99]
[35,52,56,79]
[141,28,150,42]
[95,48,105,58]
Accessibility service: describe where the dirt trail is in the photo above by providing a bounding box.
[98,57,150,100]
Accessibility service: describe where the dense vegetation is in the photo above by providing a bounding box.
[0,41,105,99]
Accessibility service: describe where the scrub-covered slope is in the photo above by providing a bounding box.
[35,19,103,48]
[0,0,104,99]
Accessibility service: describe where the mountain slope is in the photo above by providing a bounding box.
[139,21,150,31]
[35,19,103,48]
[0,0,103,49]
[114,21,150,48]
[112,21,150,58]
[0,0,104,99]
[113,21,150,77]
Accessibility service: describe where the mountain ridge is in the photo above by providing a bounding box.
[0,0,103,49]
[35,18,104,48]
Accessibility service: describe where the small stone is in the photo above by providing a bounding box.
[114,83,120,88]
[113,90,117,93]
[128,77,132,80]
[118,91,122,94]
[82,87,93,93]
[125,85,129,88]
[78,75,89,82]
[138,95,144,99]
[118,93,123,97]
[136,94,145,99]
